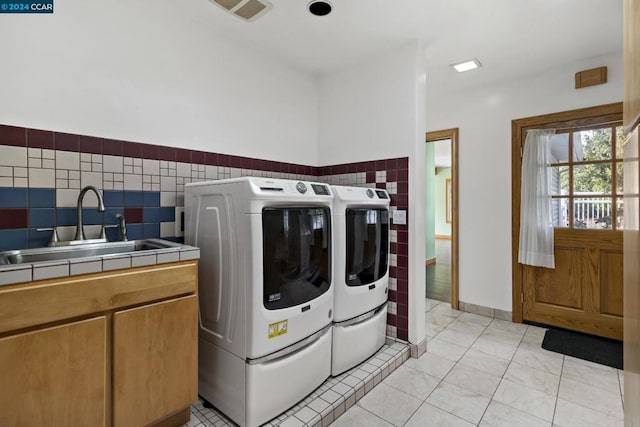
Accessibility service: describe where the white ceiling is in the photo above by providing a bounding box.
[198,0,623,93]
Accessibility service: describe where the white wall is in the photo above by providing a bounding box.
[317,43,421,165]
[0,0,318,165]
[318,41,427,344]
[435,167,452,236]
[426,51,623,311]
[410,46,427,344]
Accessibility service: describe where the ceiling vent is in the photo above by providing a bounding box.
[210,0,273,22]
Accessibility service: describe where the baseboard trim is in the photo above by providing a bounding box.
[425,257,436,266]
[409,338,427,359]
[459,301,513,322]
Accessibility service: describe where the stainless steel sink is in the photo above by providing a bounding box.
[0,239,180,265]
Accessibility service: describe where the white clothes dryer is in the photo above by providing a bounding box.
[185,177,334,427]
[331,185,390,376]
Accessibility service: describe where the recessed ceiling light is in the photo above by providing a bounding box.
[451,59,482,73]
[308,0,332,16]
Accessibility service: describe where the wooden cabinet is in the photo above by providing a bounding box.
[113,295,198,427]
[0,317,107,427]
[624,0,640,132]
[0,260,198,427]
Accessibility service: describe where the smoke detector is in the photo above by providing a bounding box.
[210,0,273,22]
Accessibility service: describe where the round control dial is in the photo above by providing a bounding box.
[296,182,308,194]
[366,189,375,198]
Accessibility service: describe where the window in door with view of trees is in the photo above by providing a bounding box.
[549,124,623,230]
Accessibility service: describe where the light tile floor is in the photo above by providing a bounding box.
[332,299,625,427]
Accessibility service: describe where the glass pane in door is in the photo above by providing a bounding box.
[616,198,624,230]
[551,198,569,228]
[573,164,612,194]
[550,166,569,195]
[573,197,613,229]
[574,128,612,162]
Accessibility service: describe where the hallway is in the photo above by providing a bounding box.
[426,238,451,303]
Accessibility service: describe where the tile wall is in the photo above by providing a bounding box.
[0,124,410,340]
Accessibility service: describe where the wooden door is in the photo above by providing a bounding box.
[512,104,624,340]
[522,229,623,339]
[112,295,198,427]
[624,126,640,424]
[0,317,107,427]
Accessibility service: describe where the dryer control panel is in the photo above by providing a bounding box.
[252,177,333,198]
[311,184,330,195]
[332,185,390,203]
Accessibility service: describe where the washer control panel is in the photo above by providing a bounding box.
[254,178,333,198]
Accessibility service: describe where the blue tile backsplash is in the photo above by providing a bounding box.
[160,207,175,222]
[0,188,173,250]
[124,191,143,207]
[0,229,28,251]
[29,188,55,208]
[0,188,28,208]
[29,208,55,227]
[103,190,123,207]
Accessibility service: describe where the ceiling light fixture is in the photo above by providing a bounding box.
[308,0,332,16]
[451,59,482,73]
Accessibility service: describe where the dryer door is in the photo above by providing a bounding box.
[262,207,331,310]
[345,208,389,286]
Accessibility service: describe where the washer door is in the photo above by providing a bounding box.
[345,208,389,286]
[262,207,331,310]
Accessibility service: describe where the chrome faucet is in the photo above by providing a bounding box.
[116,214,128,241]
[74,185,106,241]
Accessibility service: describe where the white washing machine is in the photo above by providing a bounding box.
[331,185,390,376]
[185,177,334,427]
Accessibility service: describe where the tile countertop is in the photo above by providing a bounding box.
[0,240,200,286]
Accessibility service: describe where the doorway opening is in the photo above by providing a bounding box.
[426,128,459,309]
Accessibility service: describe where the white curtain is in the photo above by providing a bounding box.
[519,129,556,269]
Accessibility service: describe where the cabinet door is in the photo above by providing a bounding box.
[0,317,107,427]
[113,295,198,427]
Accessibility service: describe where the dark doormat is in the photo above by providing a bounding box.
[541,328,623,369]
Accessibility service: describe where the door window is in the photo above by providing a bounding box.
[262,207,331,310]
[345,208,389,286]
[549,125,624,230]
